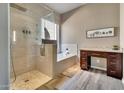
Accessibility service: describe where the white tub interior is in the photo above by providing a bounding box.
[57,44,78,62]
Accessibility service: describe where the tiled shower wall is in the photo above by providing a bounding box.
[36,44,57,78]
[10,4,51,77]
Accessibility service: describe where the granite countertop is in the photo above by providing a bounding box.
[80,47,123,53]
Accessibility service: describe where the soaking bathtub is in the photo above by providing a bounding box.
[55,44,78,75]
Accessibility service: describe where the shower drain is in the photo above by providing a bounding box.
[24,79,29,82]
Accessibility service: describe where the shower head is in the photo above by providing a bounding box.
[10,3,27,12]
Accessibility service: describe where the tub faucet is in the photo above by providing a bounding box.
[65,48,69,55]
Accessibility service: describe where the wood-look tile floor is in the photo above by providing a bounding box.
[37,64,124,90]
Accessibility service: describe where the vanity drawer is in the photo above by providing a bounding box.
[108,57,118,63]
[108,59,119,68]
[109,64,117,70]
[89,52,107,57]
[107,63,117,76]
[109,61,117,65]
[81,51,87,57]
[81,57,87,62]
[108,53,120,59]
[109,70,117,75]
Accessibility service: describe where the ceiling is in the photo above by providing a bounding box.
[45,3,85,14]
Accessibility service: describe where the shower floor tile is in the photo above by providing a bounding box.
[11,70,52,90]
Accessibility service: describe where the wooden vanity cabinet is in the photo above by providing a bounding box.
[80,50,123,79]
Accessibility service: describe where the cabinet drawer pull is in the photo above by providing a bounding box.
[82,58,86,60]
[109,55,117,58]
[110,70,116,73]
[110,62,116,65]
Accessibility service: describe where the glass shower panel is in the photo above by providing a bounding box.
[10,4,51,82]
[10,4,38,80]
[41,12,57,40]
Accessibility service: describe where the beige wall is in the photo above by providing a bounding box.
[36,44,57,78]
[0,4,9,89]
[61,3,120,49]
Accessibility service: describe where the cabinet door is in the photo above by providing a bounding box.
[80,51,88,70]
[107,53,122,79]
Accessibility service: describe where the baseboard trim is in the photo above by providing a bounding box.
[122,75,124,84]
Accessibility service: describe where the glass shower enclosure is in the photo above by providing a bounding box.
[10,3,57,90]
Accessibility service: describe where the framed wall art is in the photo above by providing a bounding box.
[86,27,114,38]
